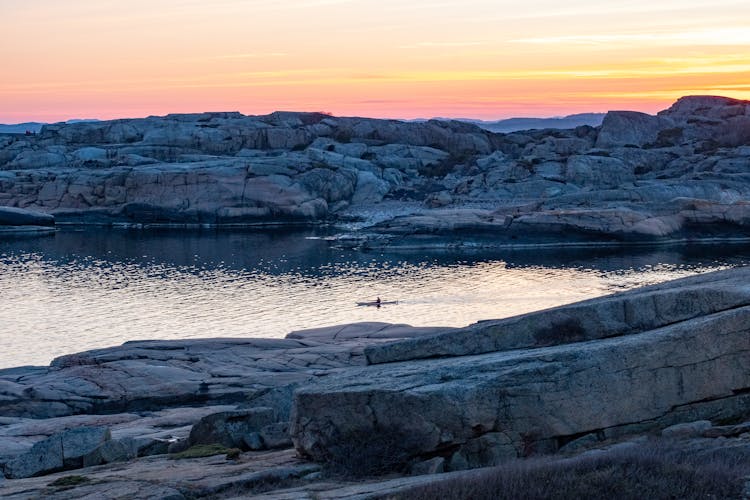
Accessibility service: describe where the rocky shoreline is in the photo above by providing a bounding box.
[1,267,750,498]
[2,95,750,497]
[2,95,750,249]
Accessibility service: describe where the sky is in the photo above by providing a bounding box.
[1,0,750,122]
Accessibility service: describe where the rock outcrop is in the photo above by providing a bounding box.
[3,426,111,479]
[0,322,450,479]
[1,96,750,247]
[290,267,750,471]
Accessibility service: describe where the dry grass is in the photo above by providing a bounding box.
[48,475,90,489]
[168,443,240,460]
[320,426,427,478]
[398,438,750,500]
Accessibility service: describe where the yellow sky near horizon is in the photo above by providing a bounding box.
[2,0,749,122]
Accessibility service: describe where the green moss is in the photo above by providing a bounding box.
[48,475,90,488]
[169,443,240,460]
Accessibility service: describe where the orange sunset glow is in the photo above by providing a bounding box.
[2,0,750,122]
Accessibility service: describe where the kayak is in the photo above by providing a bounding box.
[356,301,399,306]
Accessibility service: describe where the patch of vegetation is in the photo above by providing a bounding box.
[48,475,90,488]
[169,444,239,460]
[650,127,684,148]
[398,437,750,500]
[419,151,476,178]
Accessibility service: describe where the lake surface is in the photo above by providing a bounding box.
[1,228,749,368]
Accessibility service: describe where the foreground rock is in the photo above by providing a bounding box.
[0,323,451,479]
[2,431,750,499]
[2,269,750,496]
[291,267,750,471]
[1,96,750,247]
[4,426,111,479]
[0,449,320,499]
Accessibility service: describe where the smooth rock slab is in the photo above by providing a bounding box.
[0,448,317,499]
[365,267,750,364]
[291,304,750,469]
[188,407,276,449]
[0,206,54,227]
[0,323,438,420]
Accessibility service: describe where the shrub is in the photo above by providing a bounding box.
[321,426,427,478]
[48,475,90,488]
[649,127,684,148]
[419,151,475,178]
[169,443,239,460]
[399,437,750,500]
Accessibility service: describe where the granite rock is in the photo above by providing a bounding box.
[291,268,750,470]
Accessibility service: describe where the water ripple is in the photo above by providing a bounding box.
[1,229,748,368]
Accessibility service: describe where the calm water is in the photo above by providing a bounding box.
[1,228,749,369]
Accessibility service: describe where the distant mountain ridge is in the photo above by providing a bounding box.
[1,114,604,135]
[0,119,99,134]
[0,122,45,134]
[463,113,606,133]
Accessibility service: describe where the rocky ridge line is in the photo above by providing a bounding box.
[1,96,749,247]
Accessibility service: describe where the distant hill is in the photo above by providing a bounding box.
[0,119,99,135]
[0,122,45,134]
[0,114,605,135]
[464,113,606,133]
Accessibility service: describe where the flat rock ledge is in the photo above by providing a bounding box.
[291,266,750,472]
[0,322,451,481]
[0,206,55,236]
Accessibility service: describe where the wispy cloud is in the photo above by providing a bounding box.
[214,53,288,60]
[399,41,487,49]
[510,27,750,46]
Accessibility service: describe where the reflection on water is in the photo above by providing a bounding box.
[1,228,749,368]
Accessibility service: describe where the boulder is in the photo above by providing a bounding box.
[564,155,634,188]
[352,170,390,204]
[595,111,674,148]
[3,426,110,478]
[83,439,130,467]
[259,422,293,450]
[188,408,276,449]
[661,420,713,439]
[72,147,108,162]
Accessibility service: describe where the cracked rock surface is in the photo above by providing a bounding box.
[291,267,750,470]
[2,96,750,248]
